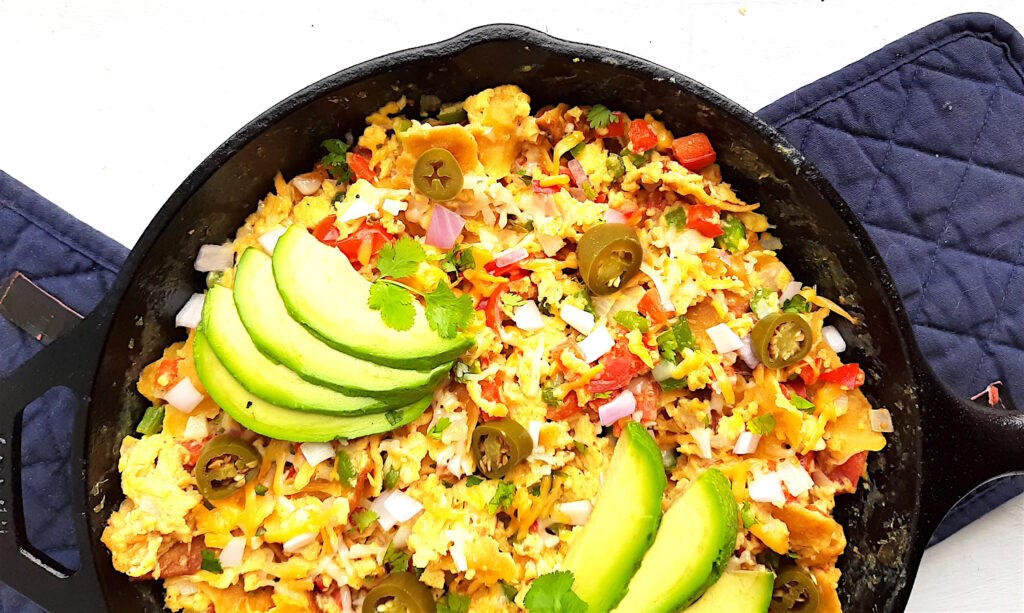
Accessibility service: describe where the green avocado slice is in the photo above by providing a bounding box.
[202,284,393,415]
[611,468,739,613]
[193,330,431,442]
[683,570,775,613]
[271,225,472,369]
[564,422,667,613]
[233,248,451,399]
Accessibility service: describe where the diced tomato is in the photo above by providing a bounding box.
[480,377,503,404]
[155,358,179,387]
[594,192,607,204]
[638,288,671,324]
[182,439,205,468]
[335,222,394,267]
[828,451,868,486]
[818,363,865,389]
[686,204,723,238]
[532,180,561,194]
[798,358,822,386]
[312,215,342,245]
[599,112,626,138]
[798,451,816,472]
[646,189,666,210]
[547,391,583,420]
[628,119,658,153]
[588,338,651,393]
[671,133,717,172]
[347,152,376,184]
[479,283,509,331]
[484,260,528,281]
[781,379,808,400]
[629,376,659,422]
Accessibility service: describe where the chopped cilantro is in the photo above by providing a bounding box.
[563,285,595,315]
[614,310,650,333]
[621,146,651,167]
[782,294,812,313]
[487,482,516,514]
[424,281,475,339]
[587,104,618,130]
[465,475,484,488]
[376,236,426,279]
[320,139,353,182]
[509,215,535,232]
[592,391,613,399]
[664,207,687,230]
[750,288,779,319]
[715,215,748,253]
[523,571,588,613]
[741,500,758,529]
[331,190,348,204]
[352,509,378,531]
[428,417,452,439]
[501,292,527,315]
[748,414,776,436]
[382,467,400,490]
[528,483,542,497]
[516,170,533,185]
[441,246,475,274]
[656,318,697,362]
[254,484,268,496]
[541,383,562,407]
[573,440,588,454]
[658,376,688,391]
[791,395,816,413]
[500,581,519,602]
[200,549,223,574]
[383,541,411,573]
[437,592,471,613]
[368,280,416,331]
[255,527,266,537]
[336,449,356,488]
[606,154,626,181]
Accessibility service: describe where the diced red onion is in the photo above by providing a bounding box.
[300,442,335,469]
[777,463,815,497]
[559,304,595,334]
[513,301,545,332]
[219,536,246,568]
[652,360,675,382]
[383,490,424,522]
[604,208,628,224]
[194,243,234,272]
[733,431,761,455]
[282,532,317,554]
[639,264,675,311]
[822,325,847,353]
[691,428,712,459]
[567,159,589,188]
[536,233,565,257]
[183,416,208,440]
[578,326,615,363]
[780,281,802,302]
[258,225,287,255]
[870,409,894,433]
[493,247,529,269]
[175,293,205,330]
[557,500,593,526]
[293,173,322,196]
[737,335,760,369]
[707,323,743,354]
[164,377,204,413]
[425,206,465,250]
[599,390,637,426]
[749,473,785,504]
[370,492,398,530]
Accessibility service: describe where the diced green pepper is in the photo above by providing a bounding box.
[135,406,165,435]
[614,311,650,333]
[715,215,748,253]
[750,288,779,319]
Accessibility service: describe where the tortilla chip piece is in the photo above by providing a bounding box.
[773,504,846,567]
[827,390,886,465]
[813,566,843,613]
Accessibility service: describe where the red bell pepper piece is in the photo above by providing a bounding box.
[547,391,583,420]
[672,133,717,172]
[347,152,376,184]
[480,283,509,331]
[628,118,658,153]
[314,216,394,266]
[638,288,671,324]
[818,363,865,389]
[686,204,724,238]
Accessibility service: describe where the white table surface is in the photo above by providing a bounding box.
[2,1,1023,610]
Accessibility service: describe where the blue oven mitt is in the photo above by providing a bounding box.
[3,11,1024,611]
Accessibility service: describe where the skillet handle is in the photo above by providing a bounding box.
[917,366,1024,537]
[0,311,109,613]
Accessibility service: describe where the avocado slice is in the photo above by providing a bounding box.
[193,330,431,442]
[233,248,451,399]
[271,225,472,369]
[611,469,739,613]
[683,570,775,613]
[202,285,396,415]
[564,422,667,613]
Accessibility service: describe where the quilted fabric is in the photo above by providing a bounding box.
[3,12,1024,611]
[758,12,1024,542]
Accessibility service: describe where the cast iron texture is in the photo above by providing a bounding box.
[1,23,1022,613]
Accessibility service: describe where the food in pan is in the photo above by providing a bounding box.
[101,85,891,612]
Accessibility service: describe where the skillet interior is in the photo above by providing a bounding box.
[83,25,923,612]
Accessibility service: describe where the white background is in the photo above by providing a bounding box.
[2,1,1023,611]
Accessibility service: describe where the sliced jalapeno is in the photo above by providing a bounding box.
[413,148,463,201]
[471,418,533,479]
[769,566,820,613]
[576,223,643,295]
[751,312,812,369]
[194,434,262,501]
[363,572,436,613]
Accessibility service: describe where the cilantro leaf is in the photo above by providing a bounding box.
[741,500,758,529]
[500,581,519,602]
[368,281,416,331]
[528,483,542,497]
[614,310,650,333]
[382,467,400,490]
[377,236,426,279]
[658,376,688,391]
[587,104,618,130]
[352,509,378,531]
[336,449,357,487]
[425,282,474,339]
[487,482,516,514]
[428,417,452,439]
[748,414,776,436]
[782,294,812,314]
[441,246,475,274]
[790,395,816,413]
[383,541,411,573]
[437,592,471,613]
[200,549,223,574]
[321,139,353,182]
[574,440,588,455]
[664,207,687,230]
[465,475,484,488]
[524,571,588,613]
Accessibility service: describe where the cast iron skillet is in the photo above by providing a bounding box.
[1,24,1022,613]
